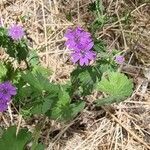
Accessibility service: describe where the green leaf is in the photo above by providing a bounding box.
[46,88,85,121]
[16,41,29,62]
[27,50,52,76]
[30,95,55,115]
[71,66,101,96]
[61,101,85,121]
[21,72,43,92]
[27,50,40,66]
[88,0,104,15]
[30,103,43,115]
[32,66,52,78]
[96,72,133,105]
[46,88,71,120]
[34,143,45,150]
[58,88,71,105]
[48,101,85,121]
[17,85,33,100]
[97,72,133,96]
[22,71,59,93]
[97,63,117,74]
[5,62,22,83]
[95,0,104,15]
[0,62,7,81]
[0,126,31,150]
[17,71,59,116]
[93,39,106,53]
[42,98,53,114]
[48,106,62,120]
[70,101,85,118]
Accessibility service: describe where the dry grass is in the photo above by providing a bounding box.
[0,0,150,150]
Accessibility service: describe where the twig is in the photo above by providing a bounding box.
[102,106,150,150]
[16,114,22,136]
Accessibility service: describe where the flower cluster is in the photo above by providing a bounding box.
[0,81,17,112]
[8,24,25,40]
[65,27,96,66]
[115,55,125,64]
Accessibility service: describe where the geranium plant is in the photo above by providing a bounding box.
[0,10,133,150]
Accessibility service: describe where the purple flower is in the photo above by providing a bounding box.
[0,81,17,101]
[115,55,125,64]
[0,81,17,112]
[65,27,96,66]
[8,24,25,40]
[65,27,94,51]
[71,50,96,66]
[0,103,8,112]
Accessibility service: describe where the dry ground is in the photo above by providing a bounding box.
[0,0,150,150]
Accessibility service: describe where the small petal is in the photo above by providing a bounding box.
[85,51,96,60]
[86,41,94,50]
[0,103,8,112]
[79,57,88,66]
[84,58,89,66]
[71,53,81,63]
[1,94,11,102]
[79,58,85,66]
[9,89,17,96]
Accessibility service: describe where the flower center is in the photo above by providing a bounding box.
[80,50,86,57]
[14,29,19,35]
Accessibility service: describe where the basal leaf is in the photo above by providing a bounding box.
[0,126,31,150]
[96,72,133,105]
[97,72,133,96]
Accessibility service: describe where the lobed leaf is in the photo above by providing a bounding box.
[0,126,31,150]
[71,66,101,96]
[96,72,133,105]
